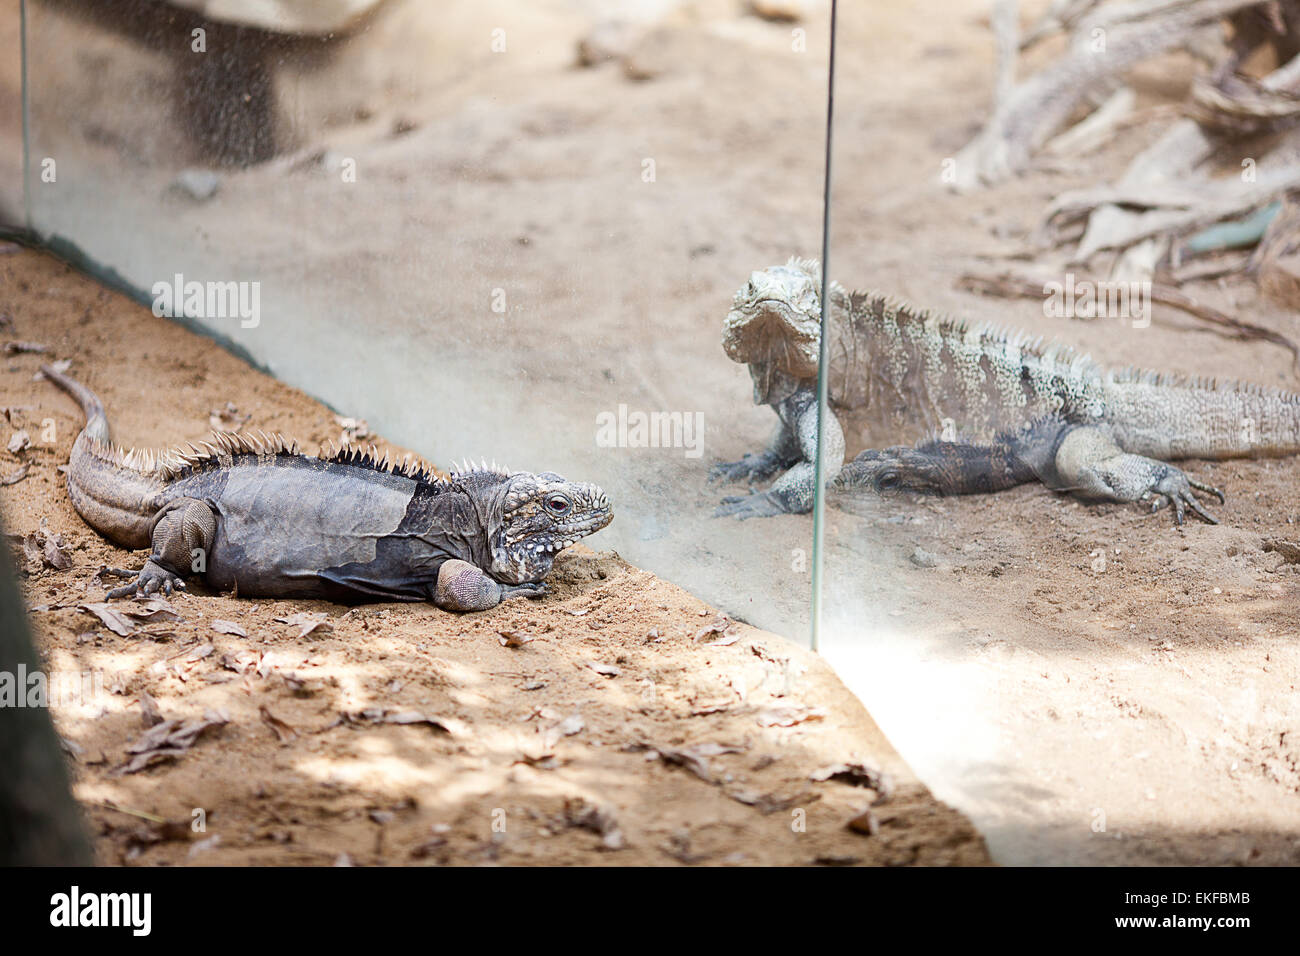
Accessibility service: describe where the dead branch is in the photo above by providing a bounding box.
[957,270,1300,372]
[954,0,1269,190]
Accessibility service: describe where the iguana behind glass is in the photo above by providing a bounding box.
[42,366,612,612]
[713,258,1300,524]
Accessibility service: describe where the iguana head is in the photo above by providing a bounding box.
[722,257,825,382]
[479,470,613,584]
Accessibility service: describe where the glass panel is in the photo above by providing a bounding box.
[21,0,829,638]
[819,1,1300,865]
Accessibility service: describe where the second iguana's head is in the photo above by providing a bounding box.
[722,257,825,379]
[459,468,613,585]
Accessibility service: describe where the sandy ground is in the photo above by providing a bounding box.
[5,0,1300,866]
[0,246,987,866]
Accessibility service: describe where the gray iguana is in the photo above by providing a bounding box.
[712,257,1300,524]
[41,366,612,612]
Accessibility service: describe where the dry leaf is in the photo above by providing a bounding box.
[690,700,733,716]
[409,836,448,860]
[703,632,740,647]
[78,602,138,637]
[847,808,880,836]
[383,710,457,735]
[540,712,585,750]
[188,834,222,858]
[257,651,287,679]
[584,660,620,678]
[661,829,706,864]
[185,643,215,663]
[729,789,814,815]
[654,746,714,782]
[335,416,370,443]
[689,742,745,757]
[209,402,250,431]
[810,763,893,802]
[564,798,625,850]
[210,619,247,637]
[127,709,229,753]
[275,612,333,638]
[259,705,299,743]
[498,630,534,648]
[122,598,181,622]
[6,430,30,454]
[138,691,164,728]
[220,650,258,674]
[516,752,560,770]
[124,819,192,851]
[756,705,826,728]
[43,536,73,570]
[694,614,737,644]
[0,463,29,485]
[117,708,229,774]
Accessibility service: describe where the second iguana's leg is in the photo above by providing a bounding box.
[709,419,801,486]
[106,496,217,599]
[835,435,1040,497]
[1050,426,1224,525]
[714,389,845,519]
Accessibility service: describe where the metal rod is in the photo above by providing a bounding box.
[810,0,838,654]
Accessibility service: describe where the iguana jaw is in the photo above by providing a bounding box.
[490,473,613,584]
[721,260,823,379]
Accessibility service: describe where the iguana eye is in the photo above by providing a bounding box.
[545,495,570,515]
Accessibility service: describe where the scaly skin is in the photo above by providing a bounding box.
[714,258,1300,524]
[42,365,612,612]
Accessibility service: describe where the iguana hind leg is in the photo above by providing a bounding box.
[106,497,216,599]
[835,423,1225,525]
[1052,426,1224,525]
[835,429,1043,498]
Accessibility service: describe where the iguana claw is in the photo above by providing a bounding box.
[105,559,187,599]
[708,452,783,486]
[1142,471,1225,526]
[713,491,789,519]
[501,582,548,601]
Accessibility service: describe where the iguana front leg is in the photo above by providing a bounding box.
[106,497,216,598]
[1052,426,1224,525]
[713,387,844,518]
[708,419,800,486]
[431,559,547,612]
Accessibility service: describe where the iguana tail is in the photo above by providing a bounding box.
[1103,374,1300,460]
[41,365,164,549]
